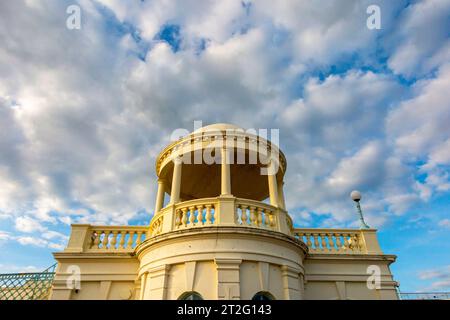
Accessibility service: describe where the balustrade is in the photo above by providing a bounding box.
[89,226,147,251]
[235,201,277,230]
[66,211,376,256]
[293,229,364,253]
[174,199,217,228]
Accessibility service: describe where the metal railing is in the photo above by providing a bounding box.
[0,263,57,300]
[399,292,450,300]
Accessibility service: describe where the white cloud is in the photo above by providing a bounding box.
[0,0,448,245]
[15,235,64,251]
[0,230,11,241]
[16,236,48,247]
[418,265,450,291]
[326,141,385,191]
[15,216,45,233]
[387,64,450,159]
[387,0,450,78]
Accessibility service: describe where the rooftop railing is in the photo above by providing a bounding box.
[64,225,148,253]
[293,228,384,255]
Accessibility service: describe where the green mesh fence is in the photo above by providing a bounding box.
[0,263,57,300]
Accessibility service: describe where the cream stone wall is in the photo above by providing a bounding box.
[303,255,398,300]
[50,224,399,300]
[136,227,307,300]
[51,254,140,300]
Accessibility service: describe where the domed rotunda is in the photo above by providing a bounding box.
[51,123,398,300]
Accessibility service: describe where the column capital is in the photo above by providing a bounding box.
[172,156,183,165]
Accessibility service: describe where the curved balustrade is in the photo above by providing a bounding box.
[150,196,291,234]
[293,229,364,254]
[174,198,217,228]
[149,215,164,237]
[235,199,277,230]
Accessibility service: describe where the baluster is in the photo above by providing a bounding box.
[249,207,256,226]
[205,205,212,224]
[335,233,343,252]
[175,210,181,227]
[306,234,312,246]
[110,231,118,250]
[326,233,335,252]
[241,205,248,225]
[119,231,126,249]
[357,234,364,252]
[268,211,275,228]
[181,208,188,227]
[93,230,100,249]
[320,233,327,251]
[304,233,312,248]
[158,218,163,234]
[313,234,320,250]
[257,208,263,226]
[127,231,134,248]
[197,205,204,225]
[151,222,156,236]
[261,209,268,227]
[102,230,110,249]
[135,231,143,246]
[156,220,161,235]
[189,206,196,226]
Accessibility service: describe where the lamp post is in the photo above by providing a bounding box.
[350,190,370,229]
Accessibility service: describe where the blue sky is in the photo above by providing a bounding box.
[0,0,450,292]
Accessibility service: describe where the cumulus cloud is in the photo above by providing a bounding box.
[15,216,45,233]
[0,0,448,246]
[387,63,450,199]
[387,0,450,78]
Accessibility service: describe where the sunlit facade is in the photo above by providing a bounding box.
[50,123,398,300]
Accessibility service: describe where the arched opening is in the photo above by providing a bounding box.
[252,291,275,300]
[178,291,204,300]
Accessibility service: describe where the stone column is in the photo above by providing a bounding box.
[169,157,182,205]
[221,147,231,196]
[154,179,165,213]
[277,179,286,210]
[267,162,279,207]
